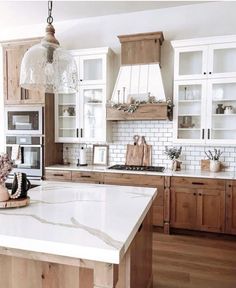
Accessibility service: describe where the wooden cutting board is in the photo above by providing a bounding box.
[126,144,144,166]
[143,144,152,166]
[125,144,152,166]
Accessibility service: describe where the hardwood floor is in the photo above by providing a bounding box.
[153,232,236,288]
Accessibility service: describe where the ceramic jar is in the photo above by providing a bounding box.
[0,183,9,202]
[216,104,224,114]
[210,160,221,172]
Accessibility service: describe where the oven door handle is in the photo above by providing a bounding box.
[6,144,43,148]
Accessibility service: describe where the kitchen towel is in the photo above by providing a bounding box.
[11,144,22,164]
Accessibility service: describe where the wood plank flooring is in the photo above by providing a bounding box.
[153,232,236,288]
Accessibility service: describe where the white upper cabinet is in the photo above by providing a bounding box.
[172,35,236,145]
[55,47,115,143]
[173,36,236,81]
[174,46,208,80]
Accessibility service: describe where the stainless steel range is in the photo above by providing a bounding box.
[108,165,165,172]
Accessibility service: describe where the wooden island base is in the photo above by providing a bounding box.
[0,210,152,288]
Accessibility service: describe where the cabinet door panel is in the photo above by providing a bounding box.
[174,46,208,80]
[208,43,236,78]
[206,78,236,144]
[4,40,43,105]
[226,181,236,235]
[173,80,206,144]
[197,189,225,233]
[171,187,198,229]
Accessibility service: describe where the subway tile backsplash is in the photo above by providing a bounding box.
[63,121,236,172]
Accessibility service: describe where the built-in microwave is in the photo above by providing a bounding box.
[5,106,43,135]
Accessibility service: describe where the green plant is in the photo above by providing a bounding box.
[165,146,182,160]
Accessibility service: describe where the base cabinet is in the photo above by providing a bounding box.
[226,181,236,235]
[104,173,165,227]
[170,177,225,233]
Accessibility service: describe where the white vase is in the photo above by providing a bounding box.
[0,183,9,202]
[210,160,221,173]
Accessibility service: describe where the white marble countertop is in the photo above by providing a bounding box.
[45,164,235,179]
[0,181,156,264]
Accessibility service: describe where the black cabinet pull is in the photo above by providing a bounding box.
[80,128,83,138]
[81,175,91,178]
[138,223,143,232]
[203,72,206,75]
[76,128,79,138]
[198,193,202,196]
[53,173,64,177]
[192,182,204,185]
[202,129,204,139]
[193,192,197,196]
[209,72,212,74]
[208,129,210,139]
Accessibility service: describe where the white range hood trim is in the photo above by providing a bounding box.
[111,63,166,104]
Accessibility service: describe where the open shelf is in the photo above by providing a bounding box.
[107,103,168,121]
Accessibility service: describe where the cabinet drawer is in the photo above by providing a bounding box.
[45,170,72,181]
[72,172,104,184]
[171,177,225,189]
[104,173,164,188]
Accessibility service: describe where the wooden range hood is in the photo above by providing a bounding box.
[107,31,168,121]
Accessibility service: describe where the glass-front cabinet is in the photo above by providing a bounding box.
[174,40,236,81]
[55,93,78,142]
[174,79,236,144]
[173,81,206,144]
[55,47,114,143]
[81,85,106,141]
[207,78,236,143]
[172,35,236,145]
[174,46,208,80]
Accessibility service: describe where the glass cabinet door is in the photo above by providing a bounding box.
[175,46,208,80]
[208,43,236,78]
[55,93,79,142]
[174,81,206,143]
[207,78,236,143]
[80,85,106,141]
[79,55,106,85]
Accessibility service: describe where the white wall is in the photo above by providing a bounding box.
[1,1,236,154]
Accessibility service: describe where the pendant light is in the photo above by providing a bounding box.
[20,1,78,94]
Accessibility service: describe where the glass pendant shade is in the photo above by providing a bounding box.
[20,24,78,94]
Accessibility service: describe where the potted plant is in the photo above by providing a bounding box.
[205,149,223,172]
[0,153,12,201]
[164,146,182,171]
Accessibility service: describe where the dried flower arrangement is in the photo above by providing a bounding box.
[165,146,182,160]
[205,148,223,161]
[0,153,13,184]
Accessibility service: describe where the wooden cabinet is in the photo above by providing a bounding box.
[55,47,115,143]
[172,35,236,144]
[2,38,44,105]
[45,170,72,181]
[71,171,104,184]
[226,180,236,235]
[170,177,225,233]
[104,173,165,227]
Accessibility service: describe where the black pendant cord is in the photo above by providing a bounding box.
[47,1,53,24]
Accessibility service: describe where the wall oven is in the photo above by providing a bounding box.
[5,106,43,135]
[6,135,43,179]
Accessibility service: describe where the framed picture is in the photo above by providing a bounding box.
[92,145,109,166]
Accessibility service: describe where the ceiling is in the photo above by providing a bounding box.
[0,1,205,28]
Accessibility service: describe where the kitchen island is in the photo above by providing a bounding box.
[0,181,156,288]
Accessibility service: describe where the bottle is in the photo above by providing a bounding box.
[216,104,224,114]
